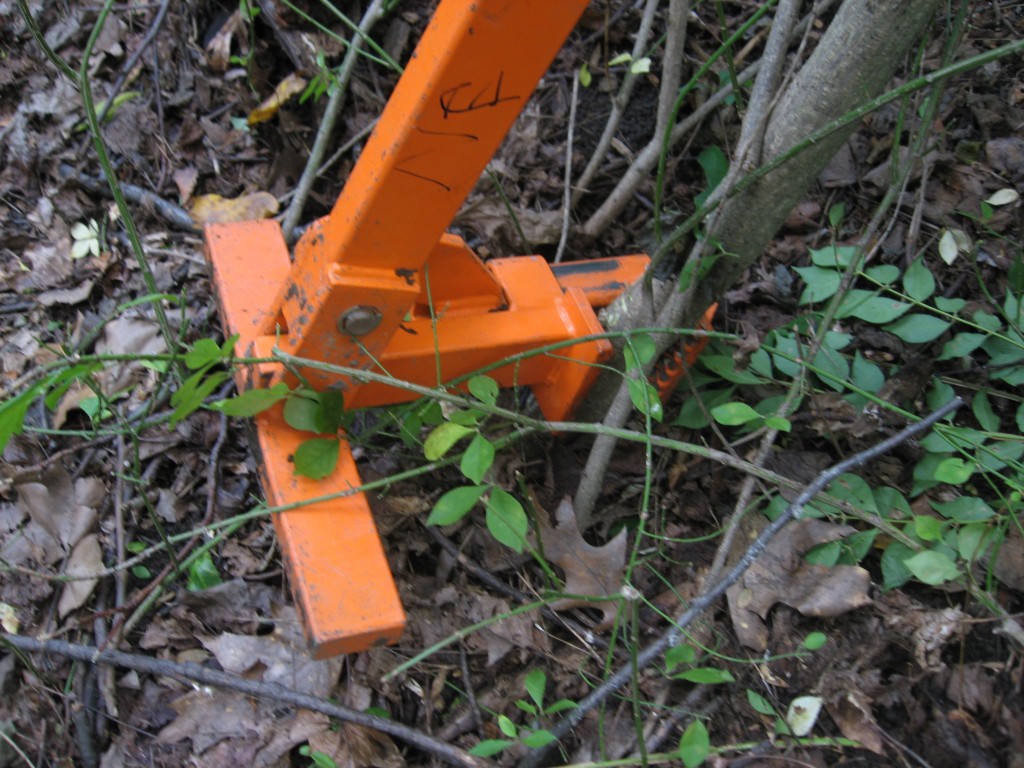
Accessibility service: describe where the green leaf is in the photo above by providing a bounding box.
[812,342,850,392]
[873,486,911,520]
[608,52,632,66]
[836,292,911,323]
[423,422,475,460]
[809,244,858,268]
[903,549,961,585]
[699,355,764,384]
[544,699,578,715]
[521,730,557,748]
[426,485,487,526]
[972,392,999,432]
[912,515,943,542]
[485,489,528,552]
[498,714,517,738]
[313,389,346,433]
[933,457,974,485]
[938,333,987,361]
[460,433,495,484]
[293,438,340,479]
[930,497,995,523]
[186,551,223,592]
[283,393,321,433]
[672,387,735,429]
[903,257,935,301]
[578,62,591,88]
[747,689,775,715]
[468,739,513,757]
[184,338,226,370]
[665,644,696,672]
[828,203,845,229]
[794,265,841,304]
[763,416,791,432]
[697,145,728,195]
[627,378,663,421]
[211,382,290,416]
[170,370,230,427]
[524,668,546,711]
[880,541,914,590]
[624,333,657,370]
[884,314,951,344]
[957,523,996,562]
[864,264,900,285]
[851,352,885,394]
[805,541,840,567]
[802,632,828,651]
[0,386,41,453]
[839,529,878,564]
[674,667,735,684]
[710,402,760,426]
[678,719,710,768]
[468,375,499,405]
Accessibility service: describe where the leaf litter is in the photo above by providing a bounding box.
[0,2,1021,767]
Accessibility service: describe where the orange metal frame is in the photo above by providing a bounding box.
[205,0,710,657]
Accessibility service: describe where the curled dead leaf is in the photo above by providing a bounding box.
[190,192,280,225]
[248,73,308,125]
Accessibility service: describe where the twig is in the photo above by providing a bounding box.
[582,0,839,240]
[572,0,660,205]
[554,70,580,264]
[59,164,198,233]
[518,397,963,768]
[0,634,490,768]
[573,0,800,527]
[280,0,389,241]
[95,0,171,125]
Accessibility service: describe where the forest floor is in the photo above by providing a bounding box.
[1,2,1022,767]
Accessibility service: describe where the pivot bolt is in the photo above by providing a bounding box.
[338,306,383,336]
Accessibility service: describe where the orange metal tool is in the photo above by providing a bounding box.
[205,0,711,657]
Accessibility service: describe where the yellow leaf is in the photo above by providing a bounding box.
[247,73,308,125]
[190,192,279,225]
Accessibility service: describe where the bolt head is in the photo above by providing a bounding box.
[338,306,382,336]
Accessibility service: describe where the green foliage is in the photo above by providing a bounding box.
[186,551,223,592]
[684,207,1023,599]
[298,744,337,768]
[678,719,710,767]
[470,669,575,757]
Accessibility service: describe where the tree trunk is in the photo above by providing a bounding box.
[574,0,943,521]
[586,0,943,415]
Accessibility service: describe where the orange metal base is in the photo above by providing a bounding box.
[206,219,658,656]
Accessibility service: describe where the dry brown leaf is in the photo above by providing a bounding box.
[201,604,342,697]
[453,197,562,252]
[190,192,279,225]
[726,518,872,651]
[173,166,199,205]
[156,690,260,753]
[16,468,102,559]
[536,497,627,630]
[826,689,884,755]
[58,532,102,618]
[205,10,242,73]
[158,605,345,765]
[247,73,308,125]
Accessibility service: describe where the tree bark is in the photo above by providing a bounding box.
[575,0,943,518]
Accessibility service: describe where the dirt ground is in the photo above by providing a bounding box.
[0,1,1022,767]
